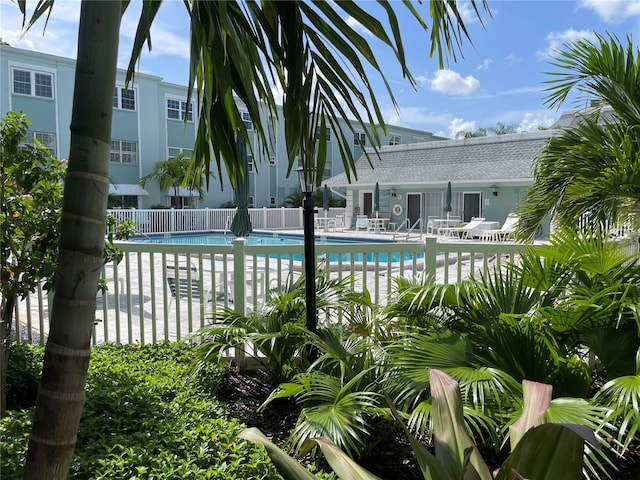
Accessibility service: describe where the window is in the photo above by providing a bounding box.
[389,134,402,146]
[168,147,193,158]
[242,111,253,131]
[110,140,138,163]
[121,89,135,110]
[21,131,57,156]
[354,132,366,147]
[315,126,331,142]
[323,166,332,179]
[248,196,254,207]
[167,98,193,121]
[269,196,276,206]
[248,155,254,173]
[113,86,136,110]
[12,68,53,98]
[268,156,276,166]
[110,195,138,209]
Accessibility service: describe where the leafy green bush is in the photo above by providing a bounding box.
[5,342,43,411]
[1,342,280,479]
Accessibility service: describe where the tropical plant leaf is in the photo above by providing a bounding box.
[508,380,552,450]
[429,369,492,480]
[237,427,318,480]
[495,424,597,480]
[301,436,382,480]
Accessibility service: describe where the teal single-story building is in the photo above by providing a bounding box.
[325,130,556,236]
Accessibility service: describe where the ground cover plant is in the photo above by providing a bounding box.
[1,342,319,479]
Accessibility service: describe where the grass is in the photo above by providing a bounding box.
[0,342,304,479]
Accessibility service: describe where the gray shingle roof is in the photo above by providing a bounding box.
[325,130,555,188]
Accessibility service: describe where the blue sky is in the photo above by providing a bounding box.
[1,0,639,138]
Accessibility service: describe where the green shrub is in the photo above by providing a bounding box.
[1,342,279,479]
[5,342,44,411]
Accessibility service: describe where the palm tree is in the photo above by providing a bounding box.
[20,1,488,477]
[139,152,206,208]
[517,33,640,239]
[455,127,488,138]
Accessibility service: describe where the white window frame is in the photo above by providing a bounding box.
[248,154,254,173]
[248,195,255,207]
[168,147,193,159]
[110,140,138,164]
[389,134,402,146]
[269,196,276,206]
[113,85,137,111]
[21,131,57,156]
[315,126,332,142]
[166,97,193,122]
[241,111,253,131]
[354,132,366,147]
[11,66,54,99]
[268,156,276,166]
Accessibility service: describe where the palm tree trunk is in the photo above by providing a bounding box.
[22,1,121,478]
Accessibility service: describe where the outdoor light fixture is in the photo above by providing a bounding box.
[490,185,499,196]
[296,167,318,358]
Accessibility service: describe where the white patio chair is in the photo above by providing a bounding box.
[481,213,519,242]
[442,217,486,239]
[355,215,369,231]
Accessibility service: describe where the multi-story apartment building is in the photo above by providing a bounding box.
[1,44,443,209]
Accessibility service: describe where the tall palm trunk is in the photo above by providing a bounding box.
[22,2,121,478]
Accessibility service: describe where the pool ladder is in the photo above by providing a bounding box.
[392,218,423,242]
[223,215,232,243]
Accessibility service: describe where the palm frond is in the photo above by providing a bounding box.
[593,349,640,453]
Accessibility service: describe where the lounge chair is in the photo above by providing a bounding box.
[166,265,211,307]
[441,217,486,239]
[481,213,519,242]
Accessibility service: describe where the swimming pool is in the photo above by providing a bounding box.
[132,231,423,263]
[133,231,393,246]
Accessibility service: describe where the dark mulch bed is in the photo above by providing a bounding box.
[217,368,640,480]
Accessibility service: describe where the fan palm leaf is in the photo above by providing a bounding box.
[593,348,640,453]
[518,33,640,239]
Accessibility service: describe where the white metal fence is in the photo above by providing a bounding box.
[108,207,348,234]
[11,233,639,350]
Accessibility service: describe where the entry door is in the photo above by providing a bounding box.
[407,193,421,228]
[463,192,481,222]
[362,192,373,216]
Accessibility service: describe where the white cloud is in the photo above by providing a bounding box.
[578,0,640,22]
[454,0,495,25]
[383,106,452,131]
[537,28,596,60]
[476,58,492,71]
[518,111,558,132]
[414,75,430,87]
[449,117,477,138]
[504,53,523,64]
[0,0,79,59]
[430,69,481,95]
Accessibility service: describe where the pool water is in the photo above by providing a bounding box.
[134,231,392,246]
[132,231,423,263]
